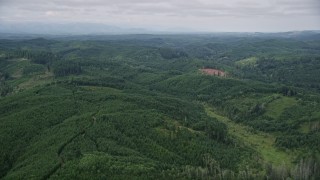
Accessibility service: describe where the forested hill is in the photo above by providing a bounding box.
[0,32,319,179]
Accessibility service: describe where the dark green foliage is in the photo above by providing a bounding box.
[0,33,319,179]
[53,61,82,76]
[30,52,57,65]
[71,76,126,89]
[159,47,188,59]
[234,56,320,90]
[275,132,320,150]
[0,72,12,97]
[0,84,12,97]
[4,50,58,65]
[0,84,245,179]
[192,119,227,142]
[22,64,45,75]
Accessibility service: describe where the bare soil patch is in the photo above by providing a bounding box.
[200,68,226,77]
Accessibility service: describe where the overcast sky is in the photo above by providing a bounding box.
[0,0,320,32]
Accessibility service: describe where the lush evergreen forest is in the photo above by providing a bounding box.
[0,32,319,179]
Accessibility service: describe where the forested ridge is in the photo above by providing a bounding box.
[0,32,319,179]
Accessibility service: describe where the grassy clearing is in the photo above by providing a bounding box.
[19,72,53,88]
[264,96,297,119]
[205,105,295,167]
[299,122,310,133]
[311,111,320,120]
[235,57,258,67]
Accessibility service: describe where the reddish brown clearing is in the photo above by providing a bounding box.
[200,68,226,77]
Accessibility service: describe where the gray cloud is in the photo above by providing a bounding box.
[0,0,319,32]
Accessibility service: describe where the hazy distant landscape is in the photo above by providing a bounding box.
[1,0,320,179]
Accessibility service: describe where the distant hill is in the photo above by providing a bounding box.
[0,22,149,35]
